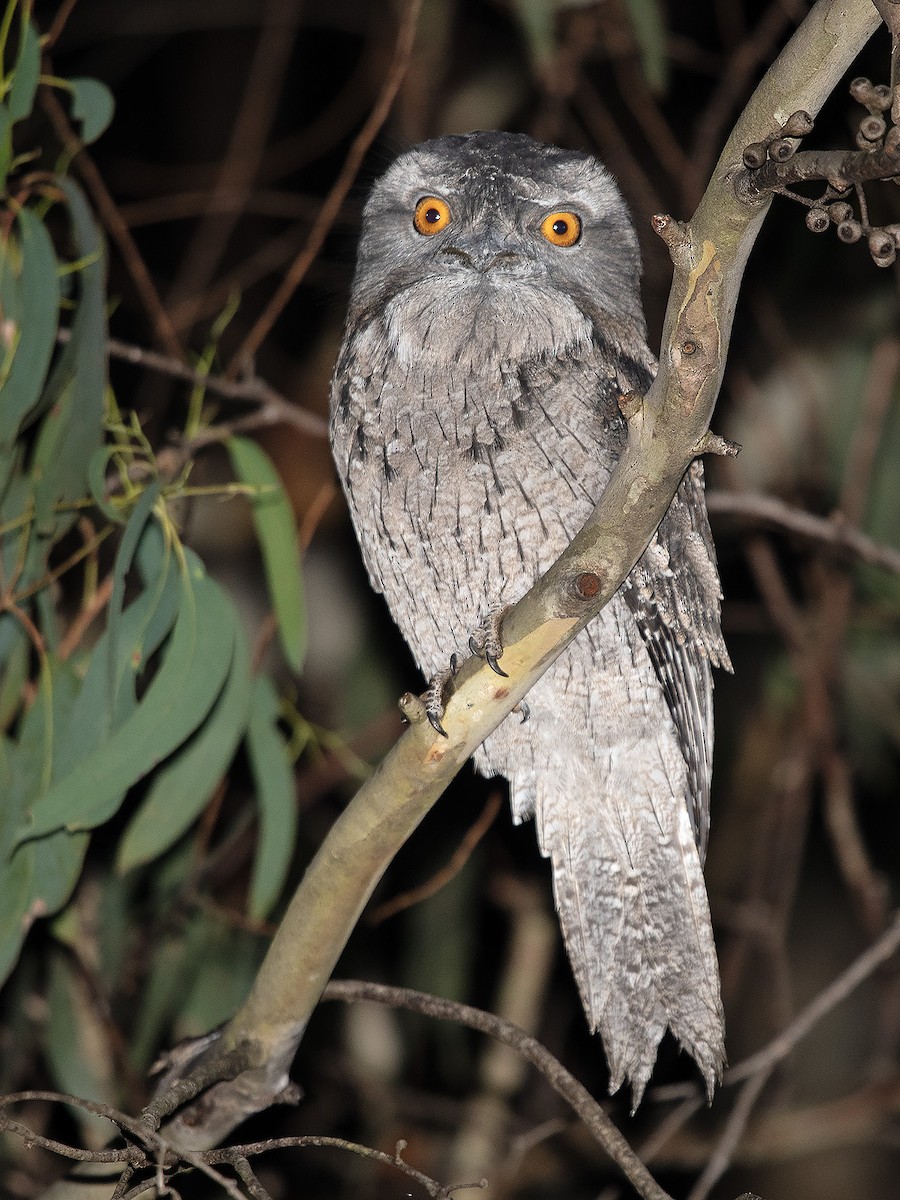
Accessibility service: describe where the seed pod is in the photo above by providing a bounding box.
[872,244,897,268]
[828,202,853,224]
[805,208,830,233]
[868,229,895,258]
[872,85,892,110]
[742,142,768,169]
[837,219,862,243]
[850,76,873,104]
[769,137,797,162]
[859,115,887,142]
[782,110,814,137]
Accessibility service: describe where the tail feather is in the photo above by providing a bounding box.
[534,766,724,1108]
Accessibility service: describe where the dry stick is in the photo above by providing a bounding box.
[141,0,884,1161]
[43,0,80,47]
[322,981,675,1200]
[227,0,424,376]
[367,792,502,925]
[737,140,900,198]
[688,0,801,207]
[55,328,329,439]
[706,489,900,572]
[164,0,303,334]
[670,911,900,1199]
[40,91,185,364]
[727,910,900,1086]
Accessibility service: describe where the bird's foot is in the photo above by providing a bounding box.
[424,655,459,738]
[468,606,509,677]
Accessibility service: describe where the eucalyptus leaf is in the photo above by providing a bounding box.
[228,435,306,671]
[7,19,40,123]
[622,0,669,95]
[0,208,60,446]
[39,180,106,507]
[246,673,297,919]
[69,77,115,144]
[21,557,234,840]
[116,597,251,874]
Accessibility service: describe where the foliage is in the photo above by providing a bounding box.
[0,3,302,1102]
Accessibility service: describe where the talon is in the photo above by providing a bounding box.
[514,700,530,723]
[449,653,459,675]
[468,635,480,657]
[486,652,508,678]
[427,710,448,738]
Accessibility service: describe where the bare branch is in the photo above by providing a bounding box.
[227,0,425,375]
[706,489,900,573]
[736,136,900,198]
[322,980,676,1200]
[56,328,329,439]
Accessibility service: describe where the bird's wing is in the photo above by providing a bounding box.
[623,460,731,859]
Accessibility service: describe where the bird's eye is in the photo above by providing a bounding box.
[540,210,582,247]
[413,196,452,235]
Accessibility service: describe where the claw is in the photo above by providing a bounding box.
[514,699,530,723]
[427,709,448,738]
[468,635,480,658]
[449,653,459,675]
[485,652,508,678]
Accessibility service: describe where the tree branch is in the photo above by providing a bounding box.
[321,980,675,1200]
[142,0,885,1154]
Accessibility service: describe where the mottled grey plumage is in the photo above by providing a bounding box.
[330,131,730,1105]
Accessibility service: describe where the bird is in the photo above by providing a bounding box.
[330,130,730,1106]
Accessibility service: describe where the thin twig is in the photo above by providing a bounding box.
[706,489,900,573]
[58,573,115,661]
[227,0,424,375]
[323,980,674,1200]
[39,90,185,363]
[738,141,900,199]
[689,0,804,205]
[689,914,900,1195]
[367,792,502,924]
[42,0,81,48]
[727,910,900,1086]
[55,327,328,438]
[164,0,304,334]
[687,1069,770,1200]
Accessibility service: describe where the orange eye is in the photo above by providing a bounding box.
[540,210,582,247]
[413,196,451,235]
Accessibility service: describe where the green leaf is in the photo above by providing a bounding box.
[0,738,34,987]
[45,949,119,1145]
[20,554,234,840]
[0,622,28,730]
[116,599,251,874]
[0,103,11,190]
[68,77,115,144]
[622,0,669,95]
[7,19,39,123]
[227,435,306,671]
[0,208,61,446]
[53,180,107,501]
[53,508,180,784]
[176,913,264,1038]
[246,674,297,919]
[0,657,89,988]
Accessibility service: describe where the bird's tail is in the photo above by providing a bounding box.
[533,769,725,1109]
